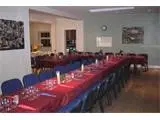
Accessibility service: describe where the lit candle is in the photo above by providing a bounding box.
[81,64,84,72]
[71,73,74,79]
[106,55,109,61]
[56,71,61,84]
[95,59,98,65]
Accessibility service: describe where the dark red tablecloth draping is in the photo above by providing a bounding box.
[36,54,96,68]
[0,55,144,113]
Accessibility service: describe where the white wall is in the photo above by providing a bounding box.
[29,11,84,54]
[56,18,84,53]
[159,9,160,24]
[30,22,51,51]
[0,7,31,93]
[29,11,56,52]
[0,7,84,94]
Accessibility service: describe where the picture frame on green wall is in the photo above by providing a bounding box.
[122,27,144,44]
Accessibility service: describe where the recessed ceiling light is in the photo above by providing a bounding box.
[89,7,135,13]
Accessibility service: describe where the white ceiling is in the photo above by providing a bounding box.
[49,6,160,19]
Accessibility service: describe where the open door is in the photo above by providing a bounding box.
[65,29,76,53]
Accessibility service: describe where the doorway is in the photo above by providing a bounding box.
[65,29,76,53]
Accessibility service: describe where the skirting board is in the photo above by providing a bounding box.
[148,65,160,69]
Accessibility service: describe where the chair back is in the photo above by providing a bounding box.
[58,52,64,56]
[81,59,88,65]
[97,80,106,100]
[54,65,68,74]
[1,79,23,95]
[88,58,95,64]
[23,73,39,88]
[50,53,55,56]
[81,86,99,112]
[68,62,81,71]
[107,73,116,87]
[105,52,114,56]
[58,96,83,113]
[39,70,55,82]
[70,100,83,113]
[138,53,148,62]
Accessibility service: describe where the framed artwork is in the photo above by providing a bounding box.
[0,19,24,50]
[122,27,144,44]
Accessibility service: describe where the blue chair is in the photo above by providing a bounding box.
[66,64,73,72]
[107,72,118,99]
[102,73,115,105]
[81,59,88,65]
[88,58,95,64]
[66,62,81,72]
[58,96,83,113]
[54,65,68,74]
[70,100,83,113]
[81,83,100,112]
[23,73,39,88]
[1,79,23,95]
[58,80,102,113]
[39,70,55,82]
[72,62,81,70]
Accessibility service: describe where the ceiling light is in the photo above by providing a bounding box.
[89,7,135,13]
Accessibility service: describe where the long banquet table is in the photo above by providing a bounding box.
[35,54,95,68]
[0,55,145,113]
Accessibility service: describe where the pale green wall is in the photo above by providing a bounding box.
[83,13,160,66]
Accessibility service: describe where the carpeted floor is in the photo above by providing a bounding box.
[94,68,160,113]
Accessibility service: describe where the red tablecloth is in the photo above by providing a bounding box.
[0,56,131,113]
[37,56,69,68]
[36,54,96,68]
[128,56,146,65]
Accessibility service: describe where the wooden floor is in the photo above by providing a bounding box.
[94,68,160,113]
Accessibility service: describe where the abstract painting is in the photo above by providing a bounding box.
[122,27,144,44]
[0,19,24,50]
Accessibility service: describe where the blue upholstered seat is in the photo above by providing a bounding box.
[23,73,39,88]
[1,78,23,95]
[39,70,55,82]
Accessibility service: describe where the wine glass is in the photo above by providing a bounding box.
[12,95,19,109]
[48,80,51,89]
[0,98,4,112]
[25,88,29,98]
[2,97,11,112]
[35,87,40,98]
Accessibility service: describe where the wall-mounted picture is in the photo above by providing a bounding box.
[0,19,24,50]
[122,27,144,44]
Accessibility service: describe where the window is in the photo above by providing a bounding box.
[39,32,51,47]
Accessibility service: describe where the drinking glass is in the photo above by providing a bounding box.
[0,98,4,112]
[2,97,11,112]
[25,88,29,98]
[12,95,19,109]
[53,80,57,85]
